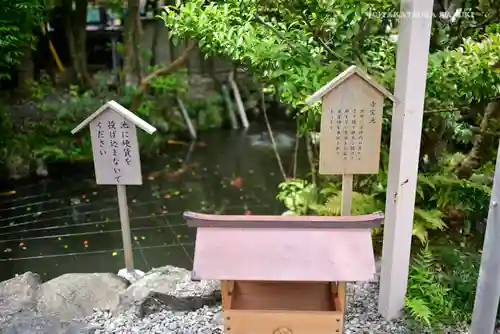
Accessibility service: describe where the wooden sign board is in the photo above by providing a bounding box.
[89,109,143,185]
[71,100,157,186]
[306,66,396,176]
[319,75,384,175]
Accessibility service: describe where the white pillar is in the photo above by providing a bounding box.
[378,0,434,319]
[470,141,500,334]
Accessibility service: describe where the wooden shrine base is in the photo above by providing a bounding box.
[222,281,345,334]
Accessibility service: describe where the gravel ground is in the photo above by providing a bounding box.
[85,278,468,334]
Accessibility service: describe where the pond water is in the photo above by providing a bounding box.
[0,123,310,282]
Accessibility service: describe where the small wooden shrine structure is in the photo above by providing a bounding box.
[185,211,383,334]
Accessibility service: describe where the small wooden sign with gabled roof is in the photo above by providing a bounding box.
[71,100,156,273]
[185,211,383,334]
[306,65,396,175]
[71,100,156,185]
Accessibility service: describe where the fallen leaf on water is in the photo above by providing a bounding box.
[106,217,110,222]
[57,237,62,241]
[177,234,182,239]
[167,139,187,145]
[172,191,180,196]
[0,190,16,196]
[64,245,68,249]
[112,252,118,256]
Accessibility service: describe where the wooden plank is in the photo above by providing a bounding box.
[225,310,342,334]
[230,281,334,311]
[378,0,434,319]
[470,141,500,334]
[221,280,234,309]
[191,228,377,282]
[183,211,384,229]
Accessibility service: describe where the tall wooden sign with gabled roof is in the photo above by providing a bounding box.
[306,65,396,215]
[72,100,156,273]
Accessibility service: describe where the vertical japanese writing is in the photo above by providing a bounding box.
[109,120,121,183]
[350,109,357,160]
[335,109,341,155]
[96,121,107,156]
[358,108,365,161]
[329,108,334,130]
[343,109,349,160]
[369,101,376,124]
[121,120,132,167]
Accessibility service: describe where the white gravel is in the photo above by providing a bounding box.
[85,305,223,334]
[85,277,468,334]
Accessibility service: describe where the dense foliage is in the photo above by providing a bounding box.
[162,0,500,329]
[0,0,44,80]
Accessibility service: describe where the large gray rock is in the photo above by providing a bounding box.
[0,272,41,318]
[37,273,129,321]
[117,266,221,317]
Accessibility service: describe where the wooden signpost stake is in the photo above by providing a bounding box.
[306,65,397,215]
[71,100,156,273]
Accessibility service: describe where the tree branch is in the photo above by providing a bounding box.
[131,39,197,111]
[455,100,500,179]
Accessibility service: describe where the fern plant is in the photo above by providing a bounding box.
[405,248,450,328]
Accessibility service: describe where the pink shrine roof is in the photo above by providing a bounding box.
[185,211,383,282]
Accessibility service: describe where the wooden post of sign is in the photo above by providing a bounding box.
[117,184,134,270]
[470,141,500,334]
[341,174,353,215]
[71,100,157,274]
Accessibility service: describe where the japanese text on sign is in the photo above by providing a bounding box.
[89,110,143,185]
[319,90,383,175]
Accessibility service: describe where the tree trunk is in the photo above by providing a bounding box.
[63,0,91,87]
[16,47,34,95]
[455,100,500,179]
[149,0,161,67]
[123,0,143,86]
